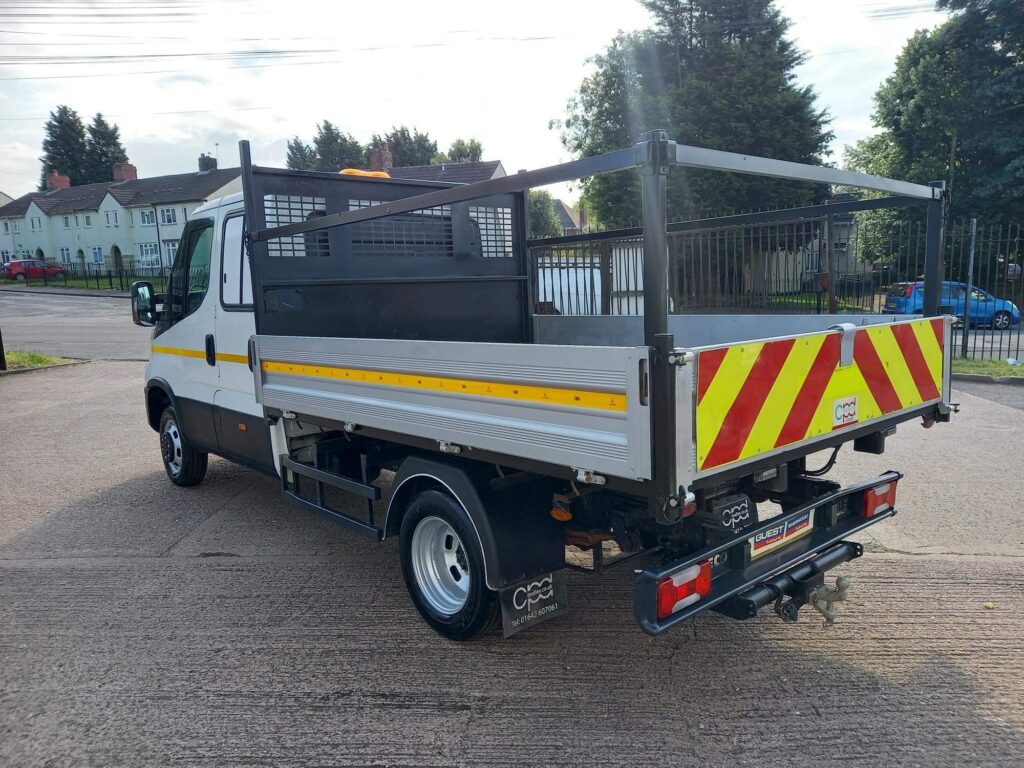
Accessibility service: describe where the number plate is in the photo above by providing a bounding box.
[748,510,814,560]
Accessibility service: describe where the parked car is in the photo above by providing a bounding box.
[2,259,66,281]
[883,280,1021,330]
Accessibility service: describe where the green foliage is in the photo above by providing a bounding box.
[39,106,88,189]
[845,6,1024,222]
[561,0,832,228]
[311,121,366,171]
[82,114,128,184]
[285,137,318,170]
[528,190,562,239]
[369,126,437,167]
[39,107,130,188]
[432,138,484,164]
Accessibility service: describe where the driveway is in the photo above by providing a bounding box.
[1,361,1021,767]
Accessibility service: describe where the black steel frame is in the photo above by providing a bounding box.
[240,133,948,511]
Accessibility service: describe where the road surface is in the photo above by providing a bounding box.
[0,290,150,360]
[1,361,1021,767]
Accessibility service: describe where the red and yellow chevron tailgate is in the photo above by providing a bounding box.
[695,317,945,472]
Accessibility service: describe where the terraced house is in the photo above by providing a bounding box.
[0,155,240,271]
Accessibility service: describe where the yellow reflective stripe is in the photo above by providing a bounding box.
[260,359,628,412]
[865,324,921,407]
[151,345,205,360]
[151,346,248,364]
[216,352,249,364]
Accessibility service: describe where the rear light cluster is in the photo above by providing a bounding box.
[904,284,915,298]
[861,480,898,518]
[656,560,713,620]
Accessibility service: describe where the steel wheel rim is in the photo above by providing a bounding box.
[161,419,183,476]
[410,515,471,616]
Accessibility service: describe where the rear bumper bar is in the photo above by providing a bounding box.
[634,471,900,635]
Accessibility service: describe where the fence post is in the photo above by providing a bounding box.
[824,215,837,314]
[598,241,612,314]
[0,325,6,371]
[960,218,977,358]
[108,270,113,290]
[923,181,947,316]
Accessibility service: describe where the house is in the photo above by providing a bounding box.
[0,155,240,270]
[363,143,506,184]
[553,199,583,235]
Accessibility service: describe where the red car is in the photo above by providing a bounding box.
[2,259,66,281]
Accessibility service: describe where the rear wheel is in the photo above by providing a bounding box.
[399,489,499,641]
[993,310,1012,330]
[15,273,26,281]
[158,406,207,486]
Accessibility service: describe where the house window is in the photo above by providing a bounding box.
[74,215,79,227]
[140,209,156,226]
[91,246,104,264]
[59,247,71,264]
[160,208,177,225]
[113,211,119,226]
[163,239,178,263]
[139,242,160,267]
[29,218,36,232]
[105,212,110,226]
[1,222,7,234]
[84,215,92,228]
[0,250,10,262]
[12,221,20,234]
[63,216,70,229]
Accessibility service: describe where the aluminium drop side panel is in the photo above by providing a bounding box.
[254,335,653,480]
[677,315,951,487]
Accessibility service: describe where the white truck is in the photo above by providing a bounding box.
[130,131,953,640]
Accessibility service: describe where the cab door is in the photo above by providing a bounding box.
[149,217,220,451]
[212,211,274,471]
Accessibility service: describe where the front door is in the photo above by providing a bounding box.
[149,218,220,451]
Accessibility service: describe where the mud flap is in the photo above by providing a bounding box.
[499,572,569,637]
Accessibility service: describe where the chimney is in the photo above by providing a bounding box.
[112,162,137,182]
[197,153,218,172]
[45,170,71,191]
[578,204,587,231]
[368,143,393,172]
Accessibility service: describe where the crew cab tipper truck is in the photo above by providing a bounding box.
[130,131,953,640]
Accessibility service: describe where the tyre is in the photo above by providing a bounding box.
[399,489,499,641]
[53,271,65,279]
[15,273,26,281]
[993,310,1012,331]
[158,405,208,486]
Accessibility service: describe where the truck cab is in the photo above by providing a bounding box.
[135,193,273,482]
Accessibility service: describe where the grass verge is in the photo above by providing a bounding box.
[951,357,1024,378]
[2,350,72,371]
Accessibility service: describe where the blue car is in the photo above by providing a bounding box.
[883,281,1021,330]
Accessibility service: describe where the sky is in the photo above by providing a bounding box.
[0,0,949,200]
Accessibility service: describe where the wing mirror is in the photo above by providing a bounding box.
[131,280,157,327]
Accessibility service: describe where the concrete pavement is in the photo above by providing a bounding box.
[1,361,1022,767]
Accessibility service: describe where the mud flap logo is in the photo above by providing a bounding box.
[500,572,568,638]
[833,396,858,428]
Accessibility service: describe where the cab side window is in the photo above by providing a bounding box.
[220,214,253,309]
[167,220,214,323]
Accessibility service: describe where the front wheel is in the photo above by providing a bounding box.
[158,406,208,486]
[993,310,1012,331]
[14,273,26,281]
[399,489,499,641]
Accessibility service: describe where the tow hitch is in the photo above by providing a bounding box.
[774,574,851,625]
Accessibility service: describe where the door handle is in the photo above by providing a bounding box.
[205,334,216,366]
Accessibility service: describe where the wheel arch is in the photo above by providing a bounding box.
[144,377,177,432]
[385,455,564,591]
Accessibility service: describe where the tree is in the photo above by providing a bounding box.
[286,137,318,170]
[369,126,437,167]
[432,138,484,164]
[39,105,88,189]
[311,121,366,171]
[561,0,832,228]
[82,113,128,184]
[528,190,562,238]
[845,7,1024,221]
